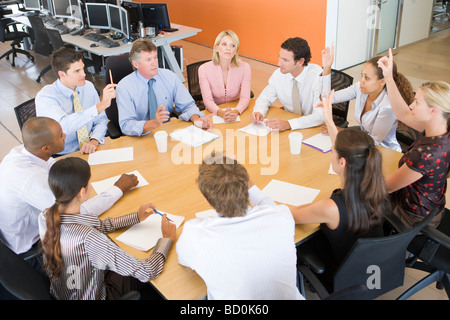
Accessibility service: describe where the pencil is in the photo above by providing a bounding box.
[109,69,113,84]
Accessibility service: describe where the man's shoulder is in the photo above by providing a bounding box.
[306,63,323,75]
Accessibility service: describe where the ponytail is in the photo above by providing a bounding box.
[42,204,64,279]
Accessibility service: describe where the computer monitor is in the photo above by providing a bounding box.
[121,1,142,33]
[41,0,53,14]
[24,0,40,10]
[85,2,110,29]
[68,0,83,21]
[108,4,121,33]
[52,0,71,18]
[119,6,130,39]
[141,3,171,30]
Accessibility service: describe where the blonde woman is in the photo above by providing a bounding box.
[378,49,450,228]
[198,30,251,122]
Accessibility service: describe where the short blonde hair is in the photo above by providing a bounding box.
[212,30,241,67]
[419,81,450,113]
[197,152,249,217]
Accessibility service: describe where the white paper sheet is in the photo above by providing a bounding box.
[91,170,149,195]
[169,125,219,148]
[212,115,241,124]
[302,133,332,153]
[88,147,134,165]
[195,208,218,219]
[239,121,272,136]
[262,179,320,206]
[116,211,184,251]
[329,163,337,175]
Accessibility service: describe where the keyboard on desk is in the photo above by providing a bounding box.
[54,24,69,34]
[82,33,106,41]
[98,38,120,48]
[44,18,62,27]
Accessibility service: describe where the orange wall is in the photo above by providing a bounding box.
[137,0,328,66]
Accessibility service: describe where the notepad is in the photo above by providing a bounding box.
[116,211,184,251]
[302,133,332,153]
[239,121,272,137]
[262,179,320,206]
[91,170,148,195]
[88,147,133,165]
[169,125,219,148]
[212,115,241,124]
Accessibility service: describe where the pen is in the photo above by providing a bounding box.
[154,209,174,222]
[109,69,114,84]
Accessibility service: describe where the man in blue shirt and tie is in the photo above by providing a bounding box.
[35,46,116,155]
[116,39,211,136]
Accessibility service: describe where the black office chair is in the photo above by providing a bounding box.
[397,208,450,299]
[297,208,439,300]
[0,15,34,67]
[396,121,420,153]
[14,98,36,130]
[104,53,134,139]
[186,60,210,111]
[330,69,353,128]
[27,15,53,82]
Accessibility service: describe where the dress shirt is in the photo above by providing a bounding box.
[198,61,251,114]
[38,212,172,300]
[35,79,108,155]
[176,185,304,300]
[321,74,401,152]
[0,145,123,254]
[253,64,323,130]
[116,69,205,136]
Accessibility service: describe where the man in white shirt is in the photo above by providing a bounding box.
[252,37,323,131]
[176,152,304,300]
[35,46,116,155]
[0,117,137,263]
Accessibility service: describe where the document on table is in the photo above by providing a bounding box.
[302,133,332,153]
[88,147,133,165]
[169,125,219,148]
[116,211,184,251]
[195,208,218,219]
[91,170,148,195]
[239,121,272,136]
[213,115,241,124]
[262,179,320,206]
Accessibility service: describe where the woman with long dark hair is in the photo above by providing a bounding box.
[39,157,175,300]
[291,89,390,272]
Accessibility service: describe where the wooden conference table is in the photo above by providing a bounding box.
[67,100,402,300]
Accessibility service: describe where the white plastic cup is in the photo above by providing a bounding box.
[289,132,303,155]
[154,130,168,153]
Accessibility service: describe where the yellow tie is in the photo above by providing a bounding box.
[292,78,302,116]
[72,90,90,149]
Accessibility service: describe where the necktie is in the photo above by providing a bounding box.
[148,78,157,120]
[72,90,90,149]
[292,78,302,116]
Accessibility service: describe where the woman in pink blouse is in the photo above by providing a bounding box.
[198,30,251,122]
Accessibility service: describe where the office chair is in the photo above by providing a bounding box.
[14,98,36,130]
[330,69,353,128]
[27,15,53,82]
[297,208,439,300]
[396,121,420,153]
[0,16,34,67]
[397,208,450,299]
[186,60,210,111]
[104,53,134,139]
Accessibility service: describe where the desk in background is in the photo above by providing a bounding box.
[67,100,403,299]
[6,13,200,82]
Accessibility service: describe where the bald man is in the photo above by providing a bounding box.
[0,117,137,262]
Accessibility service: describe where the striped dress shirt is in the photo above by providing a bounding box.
[38,212,172,300]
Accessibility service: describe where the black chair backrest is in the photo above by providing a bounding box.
[104,53,134,132]
[27,15,52,56]
[186,60,209,106]
[14,98,36,130]
[330,69,353,127]
[45,27,65,51]
[0,241,52,300]
[333,208,439,299]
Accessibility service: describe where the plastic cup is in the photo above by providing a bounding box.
[289,132,303,155]
[154,130,168,153]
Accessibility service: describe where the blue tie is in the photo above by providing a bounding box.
[148,78,157,120]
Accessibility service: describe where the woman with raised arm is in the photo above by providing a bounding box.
[291,89,390,281]
[320,44,414,152]
[198,30,251,122]
[378,49,450,228]
[39,157,176,300]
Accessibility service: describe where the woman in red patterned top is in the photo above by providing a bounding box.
[378,49,450,228]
